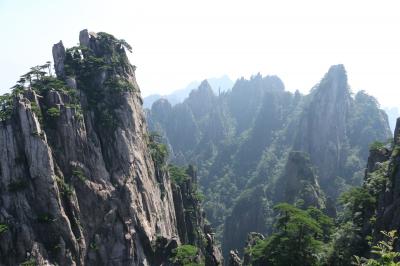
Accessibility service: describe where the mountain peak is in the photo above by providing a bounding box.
[327,64,346,76]
[314,64,349,98]
[324,64,348,87]
[199,79,212,91]
[188,79,215,99]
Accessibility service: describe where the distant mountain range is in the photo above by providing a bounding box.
[146,65,392,257]
[143,75,234,108]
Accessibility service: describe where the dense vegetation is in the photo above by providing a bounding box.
[1,29,396,265]
[247,203,333,266]
[147,65,392,256]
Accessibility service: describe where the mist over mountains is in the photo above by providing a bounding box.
[1,27,399,265]
[146,64,392,257]
[143,75,234,109]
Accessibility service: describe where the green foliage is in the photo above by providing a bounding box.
[169,165,189,184]
[148,132,169,166]
[37,213,55,224]
[193,191,205,202]
[170,245,203,266]
[329,160,389,265]
[353,231,400,266]
[55,176,73,196]
[30,102,43,124]
[20,259,36,266]
[328,221,367,266]
[72,169,87,182]
[89,242,99,251]
[97,108,118,129]
[62,33,136,134]
[392,146,400,157]
[370,141,386,151]
[104,77,135,92]
[46,107,60,118]
[0,223,8,234]
[0,93,13,121]
[249,203,333,266]
[339,187,376,226]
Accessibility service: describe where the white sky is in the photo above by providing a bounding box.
[0,0,399,107]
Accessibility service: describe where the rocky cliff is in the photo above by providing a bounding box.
[170,165,222,265]
[274,151,326,209]
[294,65,392,199]
[0,30,221,266]
[147,64,392,256]
[371,118,400,243]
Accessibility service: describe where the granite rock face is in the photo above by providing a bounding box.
[148,64,392,256]
[171,166,223,265]
[275,151,326,209]
[52,41,66,78]
[294,65,392,199]
[371,118,400,241]
[228,250,242,266]
[0,30,221,266]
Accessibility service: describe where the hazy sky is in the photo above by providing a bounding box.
[1,0,399,107]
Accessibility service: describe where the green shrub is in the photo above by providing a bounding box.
[104,77,135,92]
[392,146,400,157]
[46,107,60,118]
[148,133,169,166]
[73,169,88,182]
[37,213,55,224]
[249,203,333,266]
[169,165,189,184]
[353,231,400,266]
[0,93,13,121]
[90,242,99,251]
[20,259,36,266]
[170,245,203,266]
[369,141,385,151]
[0,223,8,234]
[30,102,43,124]
[55,176,73,196]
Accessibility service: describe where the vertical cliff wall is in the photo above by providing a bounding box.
[0,30,180,266]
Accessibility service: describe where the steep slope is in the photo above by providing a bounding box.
[366,118,400,243]
[294,65,391,198]
[294,65,352,198]
[274,151,326,209]
[0,30,221,266]
[147,65,392,256]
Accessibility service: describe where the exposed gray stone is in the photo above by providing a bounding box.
[79,29,90,48]
[52,41,66,78]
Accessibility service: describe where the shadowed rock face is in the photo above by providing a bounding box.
[371,118,400,242]
[275,151,326,209]
[52,41,66,78]
[147,64,392,257]
[294,64,392,199]
[0,30,180,266]
[294,65,352,195]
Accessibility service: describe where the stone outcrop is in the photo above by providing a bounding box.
[228,250,242,266]
[242,233,264,266]
[274,151,326,209]
[171,166,223,265]
[222,186,271,258]
[52,41,66,78]
[0,30,221,266]
[148,64,392,256]
[371,118,400,241]
[294,65,392,199]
